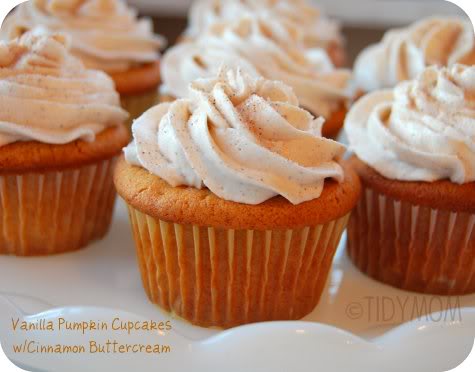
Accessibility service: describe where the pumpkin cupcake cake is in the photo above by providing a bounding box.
[345,64,475,295]
[184,0,346,67]
[1,0,165,124]
[353,17,475,96]
[0,30,129,256]
[161,15,352,138]
[114,67,361,328]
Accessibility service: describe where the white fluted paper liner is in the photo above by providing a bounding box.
[0,158,118,256]
[347,187,475,295]
[127,206,350,328]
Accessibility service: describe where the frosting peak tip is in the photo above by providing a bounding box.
[0,29,72,69]
[346,63,475,185]
[2,0,164,73]
[0,29,128,147]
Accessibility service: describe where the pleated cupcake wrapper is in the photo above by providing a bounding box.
[127,205,350,328]
[0,157,118,256]
[121,89,159,128]
[347,186,475,295]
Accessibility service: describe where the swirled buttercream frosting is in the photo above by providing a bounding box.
[126,67,346,205]
[346,64,475,184]
[0,30,128,147]
[162,16,351,118]
[1,0,165,73]
[186,0,343,49]
[354,17,475,92]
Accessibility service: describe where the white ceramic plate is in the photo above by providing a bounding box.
[0,200,474,372]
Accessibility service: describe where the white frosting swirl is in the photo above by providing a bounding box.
[186,0,343,49]
[126,67,345,205]
[160,41,261,97]
[0,30,128,147]
[346,64,475,184]
[162,16,351,118]
[1,0,165,73]
[354,17,475,92]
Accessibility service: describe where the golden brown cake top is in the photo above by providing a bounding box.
[0,125,129,174]
[110,60,161,95]
[349,156,475,213]
[115,156,361,230]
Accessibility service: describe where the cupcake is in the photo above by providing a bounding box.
[161,16,352,139]
[353,17,475,95]
[184,0,346,67]
[114,67,361,328]
[345,64,475,295]
[0,30,129,256]
[1,0,165,124]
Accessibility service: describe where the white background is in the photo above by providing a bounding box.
[0,1,473,371]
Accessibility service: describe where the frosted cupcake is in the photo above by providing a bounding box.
[0,31,129,256]
[345,64,475,295]
[185,0,346,67]
[1,0,165,123]
[161,16,352,138]
[115,67,361,328]
[354,17,475,94]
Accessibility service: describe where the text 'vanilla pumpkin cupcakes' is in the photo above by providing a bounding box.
[161,15,352,139]
[345,64,475,295]
[184,0,347,67]
[115,67,361,328]
[0,31,129,256]
[353,17,475,96]
[1,0,165,124]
